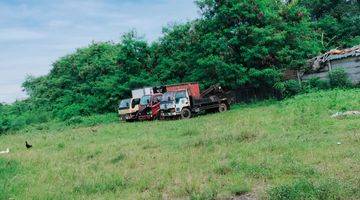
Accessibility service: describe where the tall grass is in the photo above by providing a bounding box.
[0,89,359,199]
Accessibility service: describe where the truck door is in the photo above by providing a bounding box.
[151,95,162,117]
[131,98,140,112]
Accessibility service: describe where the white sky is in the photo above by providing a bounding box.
[0,0,199,103]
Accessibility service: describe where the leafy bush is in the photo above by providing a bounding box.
[284,80,302,97]
[275,80,302,98]
[0,104,52,134]
[0,117,10,134]
[57,104,90,121]
[65,116,83,126]
[304,77,329,90]
[80,113,118,126]
[329,68,351,88]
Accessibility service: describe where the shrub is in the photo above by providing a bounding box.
[9,117,27,131]
[284,80,302,97]
[29,111,51,124]
[80,113,118,126]
[329,68,351,88]
[65,116,83,126]
[0,117,10,134]
[305,77,329,90]
[57,104,90,121]
[275,80,302,98]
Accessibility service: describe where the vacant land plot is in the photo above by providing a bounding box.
[0,89,359,200]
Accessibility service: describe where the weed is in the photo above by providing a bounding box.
[86,150,102,160]
[182,129,200,137]
[187,186,217,200]
[214,164,232,175]
[57,142,65,150]
[111,153,126,164]
[142,142,159,150]
[230,161,271,179]
[187,132,257,148]
[73,176,126,194]
[267,179,342,200]
[229,184,251,196]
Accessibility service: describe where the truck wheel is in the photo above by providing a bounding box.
[156,113,162,121]
[181,108,192,119]
[219,103,228,112]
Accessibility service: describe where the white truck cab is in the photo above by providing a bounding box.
[160,83,229,119]
[160,90,190,117]
[174,90,190,113]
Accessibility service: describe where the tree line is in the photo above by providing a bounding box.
[1,0,359,133]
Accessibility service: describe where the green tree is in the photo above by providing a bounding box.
[298,0,360,49]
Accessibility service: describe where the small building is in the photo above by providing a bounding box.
[302,45,360,84]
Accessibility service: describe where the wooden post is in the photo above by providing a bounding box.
[328,61,332,71]
[297,70,302,88]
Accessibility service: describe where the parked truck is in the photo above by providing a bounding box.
[137,93,163,120]
[118,87,153,121]
[160,83,230,119]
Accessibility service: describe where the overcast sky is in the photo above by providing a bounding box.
[0,0,198,103]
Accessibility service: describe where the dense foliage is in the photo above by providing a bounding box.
[1,0,359,133]
[299,0,360,48]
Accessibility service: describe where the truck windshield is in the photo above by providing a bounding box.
[161,92,175,102]
[140,95,151,106]
[119,99,131,109]
[175,91,187,103]
[132,98,140,108]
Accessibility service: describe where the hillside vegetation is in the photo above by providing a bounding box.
[1,89,359,199]
[1,0,359,133]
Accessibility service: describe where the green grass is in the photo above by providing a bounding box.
[0,89,359,199]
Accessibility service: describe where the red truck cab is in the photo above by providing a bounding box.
[138,93,163,120]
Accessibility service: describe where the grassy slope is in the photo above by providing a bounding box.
[0,89,359,200]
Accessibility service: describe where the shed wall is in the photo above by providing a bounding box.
[302,56,360,84]
[331,56,360,84]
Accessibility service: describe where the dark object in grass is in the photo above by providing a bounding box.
[25,141,32,149]
[111,153,125,164]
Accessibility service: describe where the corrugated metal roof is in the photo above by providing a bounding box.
[327,50,360,61]
[308,45,360,71]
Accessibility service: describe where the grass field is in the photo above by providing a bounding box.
[0,89,359,200]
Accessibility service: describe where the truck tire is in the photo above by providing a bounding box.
[181,108,192,119]
[155,113,161,121]
[218,103,228,112]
